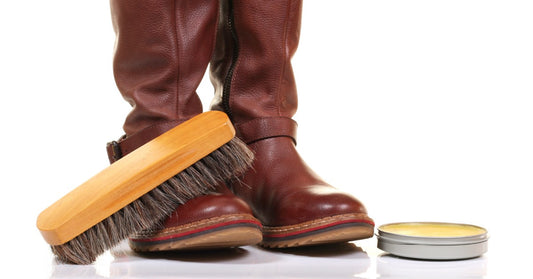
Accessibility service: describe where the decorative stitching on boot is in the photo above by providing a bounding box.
[262,213,374,236]
[131,213,261,239]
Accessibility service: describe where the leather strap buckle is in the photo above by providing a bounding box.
[105,120,186,164]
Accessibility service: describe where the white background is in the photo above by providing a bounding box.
[1,1,531,278]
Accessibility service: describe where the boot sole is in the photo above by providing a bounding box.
[129,214,262,252]
[260,213,374,248]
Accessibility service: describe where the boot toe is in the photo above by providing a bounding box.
[273,185,369,226]
[259,185,374,248]
[129,192,262,252]
[305,186,368,217]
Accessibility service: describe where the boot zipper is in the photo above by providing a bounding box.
[222,0,239,122]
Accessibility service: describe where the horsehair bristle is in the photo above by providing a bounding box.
[51,137,253,264]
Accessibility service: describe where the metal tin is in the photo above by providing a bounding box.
[377,222,488,260]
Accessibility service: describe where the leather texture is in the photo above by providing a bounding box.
[128,183,263,251]
[210,0,299,124]
[210,0,373,231]
[153,184,254,229]
[233,137,370,227]
[111,0,217,144]
[108,0,260,249]
[235,117,298,145]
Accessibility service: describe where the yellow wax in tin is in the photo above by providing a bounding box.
[379,222,486,237]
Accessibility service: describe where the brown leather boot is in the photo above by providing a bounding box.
[210,0,374,248]
[108,0,261,252]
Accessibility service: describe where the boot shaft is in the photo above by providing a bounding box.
[111,0,219,137]
[210,0,302,125]
[109,0,219,160]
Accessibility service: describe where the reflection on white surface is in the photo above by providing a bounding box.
[47,240,492,279]
[47,239,493,279]
[49,241,371,279]
[376,254,487,279]
[51,264,101,278]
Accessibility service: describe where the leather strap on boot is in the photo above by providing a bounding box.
[106,120,185,163]
[235,117,297,145]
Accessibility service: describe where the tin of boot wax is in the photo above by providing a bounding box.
[377,222,488,260]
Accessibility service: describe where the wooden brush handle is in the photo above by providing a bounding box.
[37,111,235,245]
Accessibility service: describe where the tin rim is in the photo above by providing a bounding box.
[376,222,489,260]
[377,222,489,245]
